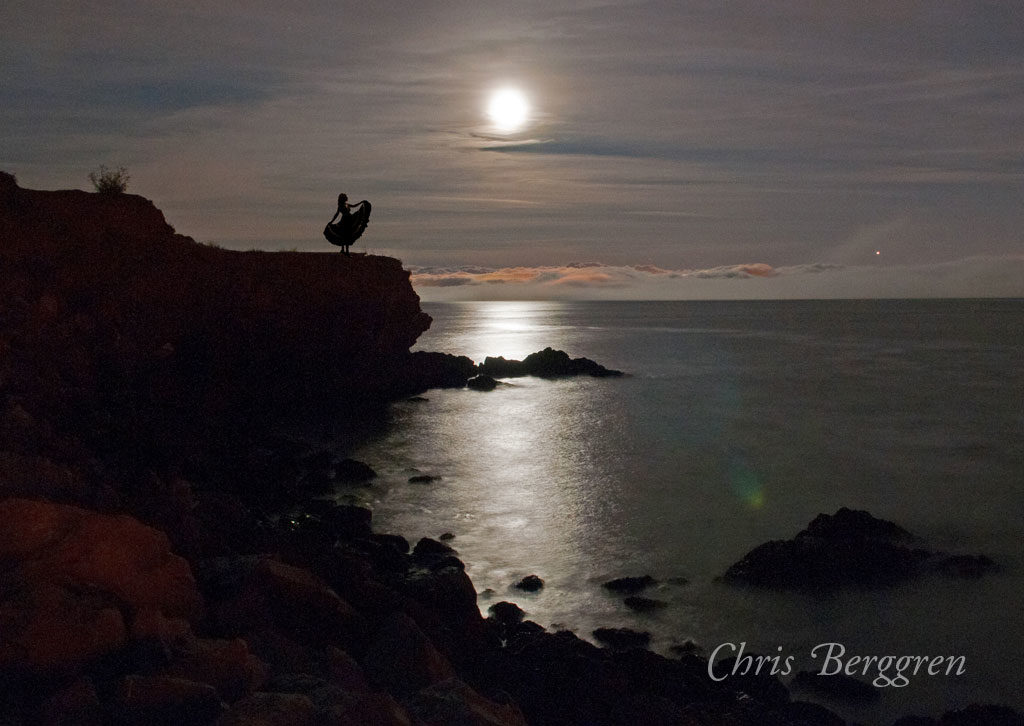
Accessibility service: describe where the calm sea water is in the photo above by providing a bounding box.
[346,299,1024,723]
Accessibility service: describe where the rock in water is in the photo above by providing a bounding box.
[602,575,657,594]
[514,575,545,592]
[488,601,526,626]
[722,507,998,589]
[623,596,667,613]
[478,347,623,378]
[466,374,498,391]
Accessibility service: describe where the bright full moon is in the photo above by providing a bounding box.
[487,88,530,132]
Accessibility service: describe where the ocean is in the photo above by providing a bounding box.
[345,298,1024,723]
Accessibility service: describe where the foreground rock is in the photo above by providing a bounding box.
[0,497,202,673]
[723,508,998,589]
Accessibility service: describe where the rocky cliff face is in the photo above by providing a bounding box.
[0,172,429,505]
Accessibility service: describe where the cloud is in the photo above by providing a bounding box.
[411,257,1024,301]
[691,263,777,278]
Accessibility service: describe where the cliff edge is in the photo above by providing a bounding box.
[0,172,429,504]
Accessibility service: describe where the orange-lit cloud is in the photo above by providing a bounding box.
[410,257,1024,301]
[411,262,783,290]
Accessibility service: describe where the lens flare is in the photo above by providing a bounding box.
[729,456,765,509]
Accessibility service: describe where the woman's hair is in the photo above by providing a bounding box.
[338,193,348,204]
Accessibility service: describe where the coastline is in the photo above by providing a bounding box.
[1,175,1020,725]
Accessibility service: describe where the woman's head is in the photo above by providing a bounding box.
[338,193,348,205]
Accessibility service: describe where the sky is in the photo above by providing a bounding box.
[3,1,1023,299]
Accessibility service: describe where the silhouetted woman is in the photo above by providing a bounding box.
[324,193,372,255]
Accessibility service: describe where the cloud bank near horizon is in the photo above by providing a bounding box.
[410,257,1024,301]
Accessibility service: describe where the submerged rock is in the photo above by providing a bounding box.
[623,596,667,613]
[602,575,657,594]
[722,507,998,589]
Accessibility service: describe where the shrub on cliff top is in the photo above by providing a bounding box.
[88,165,130,193]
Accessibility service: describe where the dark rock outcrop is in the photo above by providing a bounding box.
[479,347,623,379]
[513,575,545,592]
[0,174,434,515]
[723,507,997,589]
[467,374,499,391]
[397,351,477,393]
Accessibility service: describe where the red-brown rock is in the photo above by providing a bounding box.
[0,497,202,673]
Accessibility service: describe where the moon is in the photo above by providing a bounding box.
[487,88,530,132]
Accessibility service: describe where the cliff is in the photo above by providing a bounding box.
[0,173,430,504]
